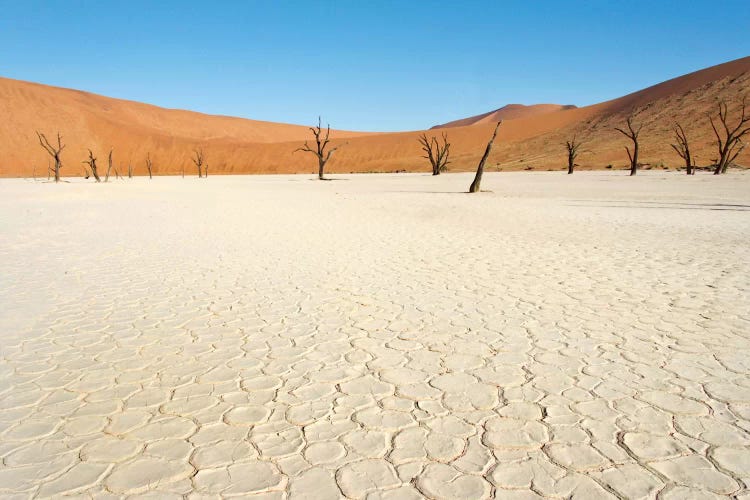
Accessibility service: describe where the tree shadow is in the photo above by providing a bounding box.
[384,190,486,194]
[568,202,750,212]
[570,199,750,208]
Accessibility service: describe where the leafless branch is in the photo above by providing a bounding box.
[294,116,342,179]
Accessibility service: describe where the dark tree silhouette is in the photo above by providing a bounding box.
[418,132,451,175]
[469,121,502,193]
[105,149,114,182]
[615,116,643,176]
[709,97,749,175]
[35,131,65,182]
[295,117,341,180]
[83,149,101,182]
[670,123,694,175]
[565,135,584,174]
[146,153,153,179]
[192,148,206,178]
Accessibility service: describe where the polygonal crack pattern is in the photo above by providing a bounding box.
[1,174,749,498]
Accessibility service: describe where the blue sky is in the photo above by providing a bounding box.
[1,1,748,131]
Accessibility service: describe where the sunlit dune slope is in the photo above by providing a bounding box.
[432,104,577,129]
[1,56,749,177]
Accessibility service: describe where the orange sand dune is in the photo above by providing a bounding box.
[1,56,749,177]
[432,104,577,129]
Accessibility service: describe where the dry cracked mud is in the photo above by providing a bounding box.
[1,172,749,498]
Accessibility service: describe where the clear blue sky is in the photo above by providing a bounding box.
[2,0,748,131]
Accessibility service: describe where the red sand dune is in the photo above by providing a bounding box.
[432,104,577,129]
[1,56,749,177]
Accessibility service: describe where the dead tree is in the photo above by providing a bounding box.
[83,149,101,182]
[127,161,133,179]
[105,149,114,182]
[615,116,642,176]
[565,135,584,174]
[418,132,451,175]
[294,117,341,180]
[35,131,65,182]
[670,123,694,175]
[192,149,205,178]
[469,121,502,193]
[709,97,749,175]
[146,153,153,179]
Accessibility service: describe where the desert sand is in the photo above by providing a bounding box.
[431,104,577,129]
[1,171,749,498]
[2,56,749,177]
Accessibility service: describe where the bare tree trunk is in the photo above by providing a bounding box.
[84,149,101,182]
[469,121,502,193]
[192,149,205,178]
[36,131,64,183]
[670,123,693,175]
[127,161,133,179]
[615,116,642,176]
[295,117,342,180]
[146,153,153,179]
[566,135,584,174]
[418,132,451,175]
[105,149,113,182]
[709,98,749,175]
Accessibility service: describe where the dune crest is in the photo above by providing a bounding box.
[1,56,749,176]
[432,103,577,129]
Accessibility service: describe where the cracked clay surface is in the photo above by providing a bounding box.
[1,172,749,498]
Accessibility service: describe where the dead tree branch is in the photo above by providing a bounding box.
[469,121,502,193]
[565,135,584,174]
[614,115,643,176]
[670,123,694,175]
[192,148,205,178]
[294,117,341,179]
[709,96,749,174]
[418,132,451,175]
[105,149,114,182]
[83,149,101,182]
[146,153,153,179]
[35,131,65,183]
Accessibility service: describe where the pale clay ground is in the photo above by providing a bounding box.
[0,171,749,500]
